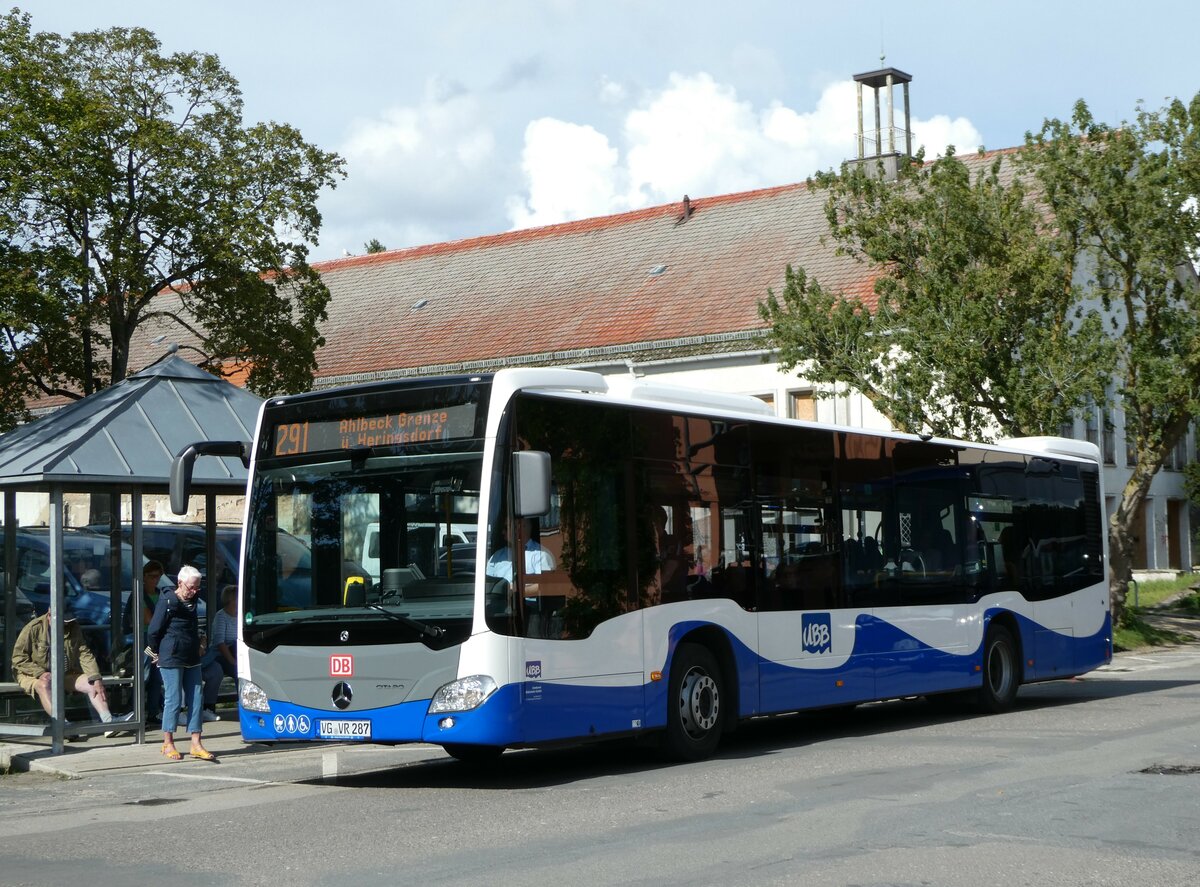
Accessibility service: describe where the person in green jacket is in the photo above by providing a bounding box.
[11,608,120,726]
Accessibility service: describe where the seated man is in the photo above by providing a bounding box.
[11,607,133,736]
[200,584,238,721]
[485,519,555,583]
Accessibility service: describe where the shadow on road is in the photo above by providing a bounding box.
[306,674,1200,791]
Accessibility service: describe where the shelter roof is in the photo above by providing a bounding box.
[0,356,260,488]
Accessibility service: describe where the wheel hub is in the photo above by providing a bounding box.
[679,669,719,737]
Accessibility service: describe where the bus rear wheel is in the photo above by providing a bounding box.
[663,642,725,762]
[443,743,504,764]
[978,625,1019,713]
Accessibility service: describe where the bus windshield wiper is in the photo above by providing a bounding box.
[250,612,343,643]
[365,604,445,639]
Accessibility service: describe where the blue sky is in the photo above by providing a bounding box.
[22,1,1200,261]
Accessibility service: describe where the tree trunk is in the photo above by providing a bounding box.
[1108,459,1158,625]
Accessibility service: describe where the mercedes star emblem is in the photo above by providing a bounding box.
[339,630,350,642]
[332,681,353,710]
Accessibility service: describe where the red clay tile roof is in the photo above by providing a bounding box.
[309,179,879,384]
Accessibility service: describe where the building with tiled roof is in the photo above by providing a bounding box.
[305,180,879,391]
[102,75,1200,575]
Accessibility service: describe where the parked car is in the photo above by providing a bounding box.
[2,526,178,671]
[92,520,313,610]
[88,521,242,596]
[437,543,477,577]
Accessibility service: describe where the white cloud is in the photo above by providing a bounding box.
[912,114,985,157]
[506,118,624,229]
[318,79,504,256]
[622,72,788,205]
[506,72,985,230]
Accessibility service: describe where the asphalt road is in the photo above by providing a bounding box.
[3,648,1200,887]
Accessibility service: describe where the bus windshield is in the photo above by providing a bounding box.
[243,451,484,641]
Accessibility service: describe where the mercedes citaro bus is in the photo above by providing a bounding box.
[169,368,1111,762]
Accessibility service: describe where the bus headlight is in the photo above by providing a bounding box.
[428,675,497,713]
[239,679,270,713]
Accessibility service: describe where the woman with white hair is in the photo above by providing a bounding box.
[146,564,215,761]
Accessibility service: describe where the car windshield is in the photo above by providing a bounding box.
[244,452,483,633]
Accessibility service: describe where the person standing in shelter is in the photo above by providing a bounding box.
[146,564,215,761]
[200,584,238,720]
[11,607,133,735]
[123,560,166,723]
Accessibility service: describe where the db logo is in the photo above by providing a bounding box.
[330,654,354,677]
[802,614,832,655]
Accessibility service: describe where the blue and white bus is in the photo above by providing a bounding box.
[171,368,1111,762]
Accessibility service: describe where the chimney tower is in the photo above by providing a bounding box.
[850,66,912,180]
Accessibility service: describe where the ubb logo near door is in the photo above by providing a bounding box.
[802,613,832,655]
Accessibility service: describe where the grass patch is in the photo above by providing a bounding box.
[1128,575,1198,608]
[1114,611,1190,651]
[1115,576,1199,651]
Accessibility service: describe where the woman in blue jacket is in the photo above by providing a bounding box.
[146,564,215,761]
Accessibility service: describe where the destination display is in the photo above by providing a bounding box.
[272,403,478,456]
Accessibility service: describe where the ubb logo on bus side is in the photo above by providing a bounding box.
[330,654,354,677]
[802,613,832,654]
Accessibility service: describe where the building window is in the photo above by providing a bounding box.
[1101,403,1116,466]
[1085,399,1099,448]
[789,390,816,421]
[1125,416,1138,468]
[1172,432,1187,471]
[753,393,776,414]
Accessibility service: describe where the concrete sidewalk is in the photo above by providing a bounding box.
[1,714,260,778]
[2,705,449,779]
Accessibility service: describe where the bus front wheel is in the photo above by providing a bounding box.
[663,642,725,761]
[978,625,1019,713]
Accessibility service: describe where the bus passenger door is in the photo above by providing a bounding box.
[757,471,870,713]
[505,476,645,746]
[875,448,973,698]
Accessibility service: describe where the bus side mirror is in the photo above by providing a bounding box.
[513,451,551,517]
[170,441,251,515]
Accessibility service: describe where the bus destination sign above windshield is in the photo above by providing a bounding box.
[273,403,477,456]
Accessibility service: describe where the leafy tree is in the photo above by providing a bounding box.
[760,149,1115,443]
[1024,98,1200,618]
[0,10,345,426]
[761,95,1200,622]
[364,238,387,254]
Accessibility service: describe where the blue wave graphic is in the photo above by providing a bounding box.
[245,610,1111,748]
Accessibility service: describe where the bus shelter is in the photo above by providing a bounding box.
[0,356,261,752]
